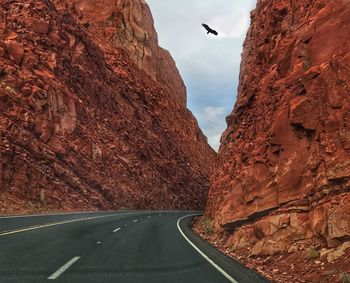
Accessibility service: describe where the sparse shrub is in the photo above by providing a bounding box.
[200,216,214,236]
[306,247,319,259]
[27,200,46,213]
[341,272,350,283]
[303,59,312,71]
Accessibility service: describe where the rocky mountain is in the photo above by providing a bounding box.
[0,0,216,214]
[202,0,350,281]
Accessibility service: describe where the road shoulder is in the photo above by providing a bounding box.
[178,215,270,283]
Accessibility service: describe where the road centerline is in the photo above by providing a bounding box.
[48,256,80,280]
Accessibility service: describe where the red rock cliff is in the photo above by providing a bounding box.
[71,0,187,107]
[0,0,216,214]
[206,0,350,256]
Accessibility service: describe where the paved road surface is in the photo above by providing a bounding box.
[0,211,270,283]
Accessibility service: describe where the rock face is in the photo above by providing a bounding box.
[206,0,350,254]
[0,0,215,214]
[71,0,187,106]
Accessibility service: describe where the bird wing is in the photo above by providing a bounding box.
[202,23,210,31]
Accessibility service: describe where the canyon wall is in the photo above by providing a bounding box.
[0,0,215,214]
[206,0,350,255]
[71,0,187,107]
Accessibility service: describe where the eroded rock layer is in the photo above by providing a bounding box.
[71,0,187,107]
[206,0,350,255]
[0,0,215,214]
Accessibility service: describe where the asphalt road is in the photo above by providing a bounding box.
[0,211,270,283]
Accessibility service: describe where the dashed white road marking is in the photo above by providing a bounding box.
[147,216,151,219]
[0,211,113,219]
[0,214,130,237]
[96,242,101,244]
[48,256,80,280]
[177,215,238,283]
[113,228,121,233]
[132,220,139,223]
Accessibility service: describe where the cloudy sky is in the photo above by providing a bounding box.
[147,0,256,150]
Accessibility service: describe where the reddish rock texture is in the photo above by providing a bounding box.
[205,0,350,266]
[71,0,187,107]
[0,0,215,214]
[194,217,350,283]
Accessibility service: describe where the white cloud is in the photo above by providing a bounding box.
[201,106,226,123]
[208,133,223,151]
[196,106,228,151]
[209,14,250,38]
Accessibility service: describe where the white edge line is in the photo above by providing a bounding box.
[177,214,238,283]
[113,228,121,233]
[0,214,127,237]
[0,211,115,219]
[48,256,80,280]
[0,210,150,220]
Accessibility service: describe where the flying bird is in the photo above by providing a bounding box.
[202,23,218,36]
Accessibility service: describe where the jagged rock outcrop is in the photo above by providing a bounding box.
[206,0,350,256]
[71,0,187,107]
[0,0,215,214]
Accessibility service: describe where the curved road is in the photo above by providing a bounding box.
[0,211,269,283]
